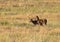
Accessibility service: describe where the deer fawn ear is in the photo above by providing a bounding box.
[36,16,40,21]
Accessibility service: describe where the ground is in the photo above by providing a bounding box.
[0,0,60,42]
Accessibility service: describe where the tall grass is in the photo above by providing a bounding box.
[42,32,60,42]
[0,1,60,14]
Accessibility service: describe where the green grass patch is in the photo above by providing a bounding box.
[0,21,9,25]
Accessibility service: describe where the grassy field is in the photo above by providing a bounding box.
[0,0,60,42]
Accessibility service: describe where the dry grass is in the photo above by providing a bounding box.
[0,0,60,42]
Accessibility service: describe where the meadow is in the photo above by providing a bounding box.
[0,0,60,42]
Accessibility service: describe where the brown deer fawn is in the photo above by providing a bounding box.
[30,16,47,26]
